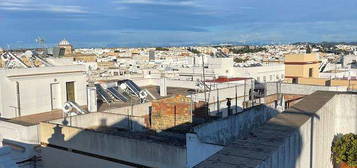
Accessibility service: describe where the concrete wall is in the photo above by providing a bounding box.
[107,102,151,116]
[285,53,319,63]
[193,82,252,103]
[0,120,38,144]
[186,133,223,168]
[285,53,320,78]
[234,64,285,83]
[334,94,357,134]
[42,147,135,168]
[193,105,279,145]
[285,63,319,78]
[49,112,146,131]
[39,122,186,168]
[196,92,356,168]
[134,79,198,89]
[266,82,347,96]
[331,79,357,90]
[250,92,356,168]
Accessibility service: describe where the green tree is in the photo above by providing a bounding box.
[331,133,357,167]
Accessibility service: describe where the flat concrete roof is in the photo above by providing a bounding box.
[5,110,64,126]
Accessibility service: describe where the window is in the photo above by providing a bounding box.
[270,75,272,81]
[59,48,65,56]
[257,77,260,82]
[292,78,298,84]
[66,82,75,102]
[309,68,313,77]
[263,76,266,82]
[281,74,284,79]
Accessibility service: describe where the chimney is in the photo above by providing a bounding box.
[160,76,167,97]
[87,83,97,112]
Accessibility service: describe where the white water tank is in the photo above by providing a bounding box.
[87,85,97,112]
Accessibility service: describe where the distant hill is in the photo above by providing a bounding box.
[292,41,357,46]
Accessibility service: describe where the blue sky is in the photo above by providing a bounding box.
[0,0,357,48]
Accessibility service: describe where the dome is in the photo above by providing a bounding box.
[58,39,71,46]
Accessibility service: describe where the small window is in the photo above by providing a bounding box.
[257,77,260,82]
[263,76,266,82]
[309,68,313,77]
[292,78,298,84]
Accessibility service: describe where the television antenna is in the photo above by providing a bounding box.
[35,36,47,49]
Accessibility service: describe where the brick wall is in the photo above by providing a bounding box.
[151,95,192,130]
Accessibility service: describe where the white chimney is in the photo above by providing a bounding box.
[160,76,167,97]
[87,84,97,112]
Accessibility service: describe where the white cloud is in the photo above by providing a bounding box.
[0,0,88,13]
[114,0,197,7]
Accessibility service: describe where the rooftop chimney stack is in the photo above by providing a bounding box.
[160,75,167,97]
[87,83,97,112]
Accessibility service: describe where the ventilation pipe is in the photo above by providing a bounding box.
[87,83,97,112]
[160,75,167,97]
[16,81,21,117]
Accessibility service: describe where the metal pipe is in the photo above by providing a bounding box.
[16,81,21,117]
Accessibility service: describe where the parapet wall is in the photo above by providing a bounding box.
[49,112,146,131]
[40,122,186,168]
[266,82,347,96]
[193,105,279,145]
[196,91,357,168]
[258,92,357,168]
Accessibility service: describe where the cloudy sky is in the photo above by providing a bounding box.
[0,0,356,48]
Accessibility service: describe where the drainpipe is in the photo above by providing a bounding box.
[16,81,21,117]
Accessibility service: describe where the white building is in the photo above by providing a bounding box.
[0,65,87,118]
[234,64,285,82]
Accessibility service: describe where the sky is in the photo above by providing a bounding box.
[0,0,357,48]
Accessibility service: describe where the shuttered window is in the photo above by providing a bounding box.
[66,82,75,102]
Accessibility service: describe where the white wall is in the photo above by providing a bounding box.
[0,121,38,144]
[0,65,87,118]
[234,64,285,82]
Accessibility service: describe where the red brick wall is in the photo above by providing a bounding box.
[151,95,192,130]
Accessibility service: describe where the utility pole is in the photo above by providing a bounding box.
[201,54,207,103]
[235,85,238,113]
[243,79,246,109]
[201,54,209,116]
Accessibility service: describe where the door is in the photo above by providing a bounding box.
[50,83,60,110]
[66,81,75,102]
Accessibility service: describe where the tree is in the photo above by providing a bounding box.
[331,133,357,167]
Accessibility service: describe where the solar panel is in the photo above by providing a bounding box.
[125,80,141,94]
[107,87,129,102]
[95,84,113,103]
[129,80,141,91]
